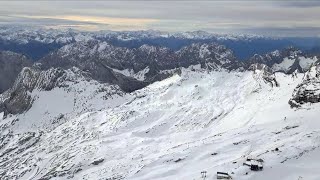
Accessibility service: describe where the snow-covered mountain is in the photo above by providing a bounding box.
[0,25,291,60]
[39,41,240,92]
[0,65,130,128]
[248,47,318,74]
[289,62,320,107]
[0,26,91,44]
[0,26,266,45]
[1,29,320,180]
[0,65,129,116]
[1,64,320,179]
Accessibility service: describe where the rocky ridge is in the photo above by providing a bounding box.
[289,62,320,107]
[0,51,32,93]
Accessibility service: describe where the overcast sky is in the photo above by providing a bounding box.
[0,1,320,37]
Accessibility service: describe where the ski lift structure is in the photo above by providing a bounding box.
[217,172,232,179]
[209,157,264,179]
[243,158,263,171]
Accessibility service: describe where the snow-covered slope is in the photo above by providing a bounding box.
[1,67,320,180]
[0,66,130,132]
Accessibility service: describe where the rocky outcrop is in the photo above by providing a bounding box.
[176,43,241,70]
[247,47,316,74]
[0,51,31,93]
[249,63,279,87]
[0,66,99,115]
[39,41,241,92]
[0,41,241,116]
[248,47,302,66]
[289,63,320,107]
[1,67,63,115]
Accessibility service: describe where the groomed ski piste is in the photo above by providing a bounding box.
[1,66,320,180]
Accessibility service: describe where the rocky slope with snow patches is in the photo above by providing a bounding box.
[1,29,320,179]
[0,66,129,117]
[0,27,265,45]
[289,62,320,107]
[39,41,240,92]
[1,66,320,180]
[248,47,318,74]
[0,51,31,93]
[1,26,288,60]
[0,65,132,179]
[249,63,279,87]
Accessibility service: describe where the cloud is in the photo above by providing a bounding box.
[4,14,158,31]
[0,1,319,36]
[238,26,320,37]
[278,1,320,8]
[15,14,157,26]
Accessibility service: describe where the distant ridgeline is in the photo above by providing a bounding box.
[0,40,63,60]
[0,27,319,61]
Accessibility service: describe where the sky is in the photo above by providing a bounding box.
[0,1,320,37]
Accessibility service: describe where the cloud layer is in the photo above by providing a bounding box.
[0,1,319,37]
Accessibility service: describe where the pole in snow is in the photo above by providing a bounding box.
[201,171,207,180]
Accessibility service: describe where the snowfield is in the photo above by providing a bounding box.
[1,68,320,180]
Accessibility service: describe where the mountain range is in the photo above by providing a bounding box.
[1,26,320,61]
[1,26,320,180]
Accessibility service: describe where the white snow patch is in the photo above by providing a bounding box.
[299,56,318,71]
[113,67,150,81]
[272,57,295,72]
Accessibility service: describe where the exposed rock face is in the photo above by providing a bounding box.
[1,66,98,115]
[0,41,241,116]
[1,67,64,115]
[39,41,241,92]
[249,63,279,87]
[289,63,320,107]
[248,47,301,66]
[0,51,31,93]
[2,40,317,116]
[176,43,243,70]
[247,47,316,74]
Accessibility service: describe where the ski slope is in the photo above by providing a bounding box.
[1,68,320,180]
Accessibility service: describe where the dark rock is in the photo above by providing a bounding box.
[289,63,320,107]
[92,158,104,165]
[0,51,31,93]
[247,47,305,74]
[38,41,241,92]
[174,158,184,163]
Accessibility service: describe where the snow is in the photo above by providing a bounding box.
[1,68,320,180]
[0,26,269,46]
[55,37,73,44]
[247,103,320,180]
[271,50,280,57]
[199,44,211,58]
[8,75,131,134]
[299,56,318,71]
[112,67,150,81]
[74,34,94,42]
[97,42,110,52]
[272,57,295,72]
